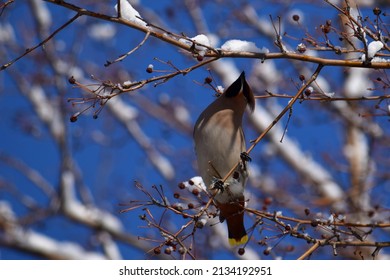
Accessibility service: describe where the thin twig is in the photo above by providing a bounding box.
[105,31,151,67]
[43,0,390,70]
[1,13,80,71]
[297,240,321,260]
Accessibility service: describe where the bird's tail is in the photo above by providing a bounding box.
[218,199,248,246]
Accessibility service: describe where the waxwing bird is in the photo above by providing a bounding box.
[193,71,255,246]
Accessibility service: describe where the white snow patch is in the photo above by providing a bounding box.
[221,39,269,53]
[371,57,390,63]
[321,91,335,98]
[367,41,383,59]
[179,34,211,54]
[183,176,207,192]
[115,0,147,27]
[216,85,225,93]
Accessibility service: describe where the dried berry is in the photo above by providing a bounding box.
[192,188,199,196]
[178,247,186,255]
[165,239,174,246]
[195,221,204,229]
[204,76,213,84]
[373,7,381,16]
[146,65,154,73]
[70,112,80,123]
[172,204,183,212]
[68,76,76,84]
[197,54,204,61]
[311,220,319,227]
[296,43,306,53]
[321,24,331,34]
[263,197,273,205]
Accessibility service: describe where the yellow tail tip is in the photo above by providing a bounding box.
[228,235,248,246]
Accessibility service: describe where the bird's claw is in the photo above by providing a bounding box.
[240,152,251,162]
[212,180,225,193]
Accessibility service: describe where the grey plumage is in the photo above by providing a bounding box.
[193,71,255,245]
